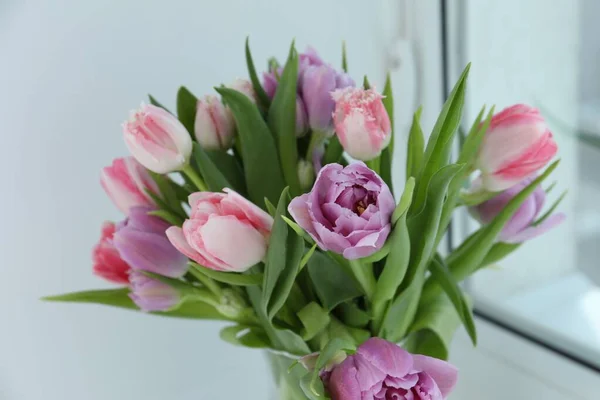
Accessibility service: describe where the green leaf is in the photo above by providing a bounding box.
[534,190,567,226]
[372,179,414,332]
[411,64,470,215]
[337,301,371,328]
[262,188,305,319]
[268,43,302,196]
[206,149,247,194]
[148,209,184,226]
[42,288,228,320]
[323,136,344,165]
[189,262,263,286]
[298,302,331,340]
[148,171,186,216]
[247,285,310,355]
[478,242,520,270]
[265,197,277,216]
[380,72,394,191]
[148,94,172,113]
[282,215,315,244]
[216,87,286,207]
[245,37,271,111]
[428,256,477,345]
[299,243,318,270]
[310,338,356,394]
[191,143,234,192]
[176,86,198,137]
[342,41,348,72]
[406,107,425,180]
[379,273,423,341]
[220,325,270,348]
[300,373,326,400]
[307,251,362,311]
[363,75,371,90]
[404,294,463,360]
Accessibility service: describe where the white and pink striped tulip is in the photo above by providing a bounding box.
[227,78,257,103]
[332,87,392,161]
[123,104,193,174]
[194,95,235,150]
[476,104,558,192]
[166,189,273,272]
[100,157,158,214]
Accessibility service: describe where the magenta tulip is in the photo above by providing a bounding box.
[288,163,395,260]
[477,104,558,191]
[332,87,392,161]
[100,157,158,215]
[326,338,458,400]
[166,189,273,272]
[123,103,193,174]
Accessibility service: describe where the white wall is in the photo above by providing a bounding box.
[0,1,392,399]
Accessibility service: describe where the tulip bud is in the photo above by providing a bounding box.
[476,104,558,191]
[100,157,158,214]
[123,103,193,174]
[113,207,188,278]
[331,87,392,161]
[227,78,256,103]
[297,159,315,191]
[128,271,180,312]
[262,69,280,99]
[296,96,308,137]
[194,95,235,150]
[302,65,338,133]
[92,222,131,284]
[469,177,565,243]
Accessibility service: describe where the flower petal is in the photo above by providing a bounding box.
[502,212,566,244]
[356,338,413,379]
[165,226,212,268]
[412,355,458,399]
[328,357,362,400]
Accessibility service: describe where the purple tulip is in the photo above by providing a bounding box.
[113,206,187,278]
[129,271,180,312]
[470,177,565,243]
[326,338,458,400]
[288,163,395,260]
[302,64,339,132]
[296,95,308,136]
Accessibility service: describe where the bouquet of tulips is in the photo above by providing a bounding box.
[46,39,564,400]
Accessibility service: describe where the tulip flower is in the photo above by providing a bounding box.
[194,95,235,150]
[166,189,273,272]
[332,87,392,161]
[470,177,565,243]
[113,207,188,278]
[295,96,308,136]
[123,103,193,174]
[92,222,131,284]
[129,271,180,312]
[289,163,395,260]
[227,78,256,103]
[476,104,558,191]
[302,65,339,133]
[100,157,158,214]
[326,338,458,400]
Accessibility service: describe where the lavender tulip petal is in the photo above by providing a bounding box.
[288,194,319,237]
[314,222,352,253]
[497,194,537,241]
[503,212,566,244]
[357,338,413,379]
[114,229,187,278]
[329,357,362,400]
[128,271,180,312]
[412,355,459,399]
[126,206,171,234]
[302,65,338,132]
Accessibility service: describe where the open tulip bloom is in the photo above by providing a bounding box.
[44,39,565,400]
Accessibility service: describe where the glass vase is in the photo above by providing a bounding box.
[266,351,311,400]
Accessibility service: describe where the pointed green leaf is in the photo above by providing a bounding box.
[299,243,318,270]
[148,171,186,216]
[148,94,172,113]
[216,87,286,207]
[337,301,371,328]
[363,75,371,90]
[429,256,477,345]
[220,325,270,348]
[342,41,348,72]
[307,251,362,311]
[189,262,263,286]
[148,209,184,226]
[265,197,277,216]
[380,73,395,191]
[245,37,271,111]
[191,143,235,192]
[324,136,344,165]
[534,190,567,226]
[268,43,301,196]
[298,302,331,340]
[478,242,520,270]
[176,86,198,137]
[206,149,247,194]
[379,273,424,341]
[406,107,425,180]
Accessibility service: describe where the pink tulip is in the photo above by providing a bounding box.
[332,87,392,161]
[476,104,558,191]
[92,222,131,284]
[123,103,193,174]
[227,78,256,103]
[194,95,235,150]
[100,157,158,214]
[166,189,273,272]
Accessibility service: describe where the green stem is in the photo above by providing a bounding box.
[307,130,328,162]
[348,259,376,302]
[181,164,208,191]
[366,157,381,174]
[188,266,222,297]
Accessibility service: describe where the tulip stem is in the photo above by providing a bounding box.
[182,165,208,192]
[188,266,222,297]
[348,259,376,301]
[366,157,380,175]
